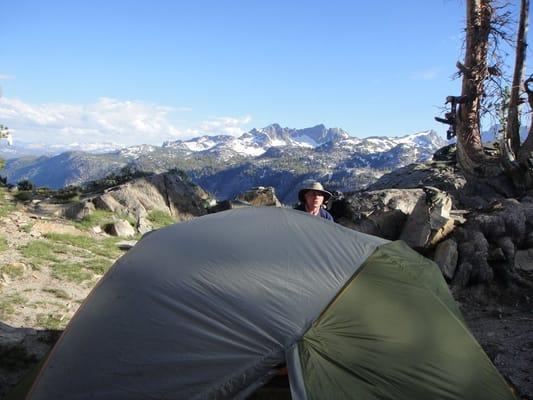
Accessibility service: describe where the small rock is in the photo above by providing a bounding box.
[236,187,281,207]
[136,216,153,235]
[105,220,136,238]
[116,241,138,250]
[515,248,533,271]
[91,226,102,234]
[433,239,458,281]
[64,201,95,221]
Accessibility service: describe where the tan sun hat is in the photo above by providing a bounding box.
[298,182,332,203]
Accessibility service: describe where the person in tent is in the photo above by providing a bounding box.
[295,181,334,221]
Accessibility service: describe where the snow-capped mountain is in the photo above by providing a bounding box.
[2,124,447,202]
[160,123,442,162]
[162,124,351,157]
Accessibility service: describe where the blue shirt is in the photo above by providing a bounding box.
[295,203,334,221]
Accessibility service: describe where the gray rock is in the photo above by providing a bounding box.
[514,248,533,271]
[236,186,281,207]
[136,216,153,235]
[434,239,458,280]
[399,187,454,250]
[496,236,516,263]
[100,171,211,221]
[336,188,425,240]
[452,262,473,288]
[368,161,467,205]
[116,241,138,250]
[500,199,526,244]
[105,220,136,238]
[64,201,95,221]
[93,193,125,214]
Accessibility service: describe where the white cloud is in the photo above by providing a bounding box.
[198,115,252,136]
[0,74,14,81]
[410,68,441,81]
[0,97,192,146]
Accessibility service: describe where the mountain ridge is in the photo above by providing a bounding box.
[1,124,447,203]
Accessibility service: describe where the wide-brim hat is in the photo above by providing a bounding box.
[298,182,332,203]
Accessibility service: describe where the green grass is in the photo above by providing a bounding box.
[52,261,93,283]
[44,233,122,258]
[147,210,176,228]
[85,257,114,275]
[0,189,15,218]
[0,235,8,252]
[20,234,123,275]
[37,313,66,330]
[0,263,25,279]
[0,294,27,319]
[74,210,115,229]
[20,240,60,264]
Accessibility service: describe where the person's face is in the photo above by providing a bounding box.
[304,190,324,209]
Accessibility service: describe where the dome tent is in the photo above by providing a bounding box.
[16,207,515,399]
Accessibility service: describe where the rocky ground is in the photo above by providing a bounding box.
[455,285,533,399]
[0,190,129,398]
[0,182,532,399]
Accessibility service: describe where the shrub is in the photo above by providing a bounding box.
[53,185,82,203]
[17,179,35,191]
[14,191,33,201]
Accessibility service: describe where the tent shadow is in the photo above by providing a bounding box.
[0,321,61,399]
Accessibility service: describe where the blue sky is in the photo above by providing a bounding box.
[0,1,530,147]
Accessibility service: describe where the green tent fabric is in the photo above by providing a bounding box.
[10,207,515,400]
[298,241,514,400]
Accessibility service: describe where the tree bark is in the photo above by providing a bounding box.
[456,0,500,177]
[518,77,533,163]
[505,0,529,156]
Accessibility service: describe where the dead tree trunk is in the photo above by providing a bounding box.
[512,76,533,189]
[501,0,533,191]
[505,0,529,156]
[519,77,533,160]
[456,0,501,177]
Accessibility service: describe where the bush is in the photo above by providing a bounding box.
[53,185,81,203]
[17,179,35,191]
[14,191,34,201]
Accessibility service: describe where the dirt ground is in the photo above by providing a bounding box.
[455,283,533,400]
[1,192,532,399]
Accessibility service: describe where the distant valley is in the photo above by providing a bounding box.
[0,124,447,203]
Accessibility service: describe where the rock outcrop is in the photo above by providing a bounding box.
[93,171,211,221]
[333,188,425,240]
[332,154,533,289]
[236,186,281,207]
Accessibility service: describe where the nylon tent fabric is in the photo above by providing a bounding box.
[24,207,386,400]
[297,241,516,400]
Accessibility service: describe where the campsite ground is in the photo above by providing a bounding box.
[0,188,532,399]
[456,285,533,400]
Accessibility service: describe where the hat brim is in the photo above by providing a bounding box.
[298,188,332,203]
